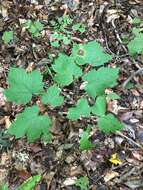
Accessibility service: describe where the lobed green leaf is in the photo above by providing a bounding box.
[8,105,52,143]
[4,68,43,104]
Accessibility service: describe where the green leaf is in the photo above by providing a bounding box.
[2,31,13,44]
[17,175,41,190]
[0,184,9,190]
[75,176,89,190]
[72,23,86,33]
[42,85,64,107]
[67,98,90,120]
[54,73,73,86]
[97,114,124,133]
[83,67,119,98]
[106,92,120,100]
[50,41,60,47]
[24,20,44,37]
[4,68,43,104]
[72,41,112,66]
[8,105,52,143]
[132,17,141,25]
[80,125,94,151]
[34,20,44,31]
[52,54,82,86]
[91,96,106,117]
[128,31,143,55]
[62,36,71,45]
[24,19,32,28]
[125,82,134,89]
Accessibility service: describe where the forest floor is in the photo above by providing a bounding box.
[0,0,143,190]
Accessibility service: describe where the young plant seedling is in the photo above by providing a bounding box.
[4,39,124,145]
[127,18,143,56]
[50,15,73,46]
[24,19,44,37]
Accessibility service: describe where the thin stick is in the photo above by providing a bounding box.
[116,131,143,149]
[122,67,143,89]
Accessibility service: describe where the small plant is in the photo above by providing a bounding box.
[50,15,87,47]
[2,31,13,44]
[4,40,124,145]
[127,27,143,56]
[75,176,89,190]
[127,18,143,56]
[24,19,44,37]
[50,15,72,46]
[50,15,72,33]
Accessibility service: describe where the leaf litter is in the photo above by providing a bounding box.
[0,0,143,190]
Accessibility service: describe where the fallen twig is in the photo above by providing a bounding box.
[122,67,143,89]
[116,131,143,149]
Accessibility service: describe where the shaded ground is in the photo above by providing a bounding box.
[0,0,143,189]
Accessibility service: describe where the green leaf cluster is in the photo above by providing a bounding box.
[50,32,71,47]
[50,15,72,46]
[50,15,86,47]
[127,18,143,56]
[24,20,44,37]
[128,29,143,56]
[4,39,124,145]
[50,15,72,33]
